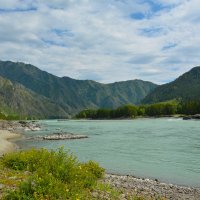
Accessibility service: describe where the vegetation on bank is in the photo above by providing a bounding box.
[1,100,200,121]
[0,148,103,199]
[75,100,200,119]
[0,111,38,120]
[0,148,150,200]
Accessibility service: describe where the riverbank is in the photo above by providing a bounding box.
[0,120,41,156]
[0,130,21,156]
[103,174,200,200]
[74,115,186,120]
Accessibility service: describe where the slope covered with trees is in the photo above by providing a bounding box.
[0,61,157,115]
[142,66,200,104]
[0,76,69,119]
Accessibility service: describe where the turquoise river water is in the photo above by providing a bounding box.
[17,118,200,186]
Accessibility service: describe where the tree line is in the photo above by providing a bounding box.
[75,100,200,119]
[0,111,38,120]
[1,100,200,120]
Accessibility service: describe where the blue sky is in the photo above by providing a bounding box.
[0,0,199,84]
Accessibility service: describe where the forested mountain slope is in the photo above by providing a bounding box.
[143,66,200,104]
[0,61,157,115]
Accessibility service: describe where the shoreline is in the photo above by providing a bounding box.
[74,115,185,120]
[0,120,41,156]
[106,172,198,188]
[104,173,200,200]
[0,130,21,156]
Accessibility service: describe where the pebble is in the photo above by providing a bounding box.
[103,174,200,200]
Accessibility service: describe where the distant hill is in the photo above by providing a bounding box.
[0,61,157,117]
[0,76,69,118]
[142,66,200,104]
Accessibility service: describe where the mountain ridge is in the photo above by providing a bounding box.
[0,75,69,118]
[0,60,157,117]
[142,66,200,104]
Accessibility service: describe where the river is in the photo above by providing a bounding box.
[17,118,200,186]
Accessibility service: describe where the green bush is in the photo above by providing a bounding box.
[1,148,105,200]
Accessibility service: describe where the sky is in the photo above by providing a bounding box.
[0,0,199,84]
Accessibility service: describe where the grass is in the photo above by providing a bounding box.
[0,148,165,200]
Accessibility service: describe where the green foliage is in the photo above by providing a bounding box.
[115,105,138,118]
[1,148,104,200]
[76,104,139,119]
[76,100,200,118]
[75,102,181,119]
[95,109,112,119]
[0,110,27,120]
[145,103,177,116]
[179,100,200,115]
[76,109,97,119]
[4,173,68,200]
[137,106,145,116]
[0,111,7,120]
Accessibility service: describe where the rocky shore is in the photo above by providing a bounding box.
[0,120,41,132]
[102,174,200,200]
[183,114,200,120]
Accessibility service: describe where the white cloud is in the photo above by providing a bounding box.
[0,0,199,84]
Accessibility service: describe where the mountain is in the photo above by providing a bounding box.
[0,75,69,118]
[0,61,157,117]
[142,66,200,104]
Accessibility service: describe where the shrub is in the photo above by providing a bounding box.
[1,148,105,200]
